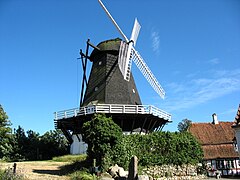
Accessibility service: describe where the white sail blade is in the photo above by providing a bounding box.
[130,18,141,46]
[118,41,133,81]
[98,0,128,42]
[132,47,165,99]
[118,19,140,81]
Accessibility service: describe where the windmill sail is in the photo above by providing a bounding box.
[118,19,140,81]
[98,0,128,42]
[131,47,165,99]
[118,41,132,81]
[99,0,165,99]
[130,18,141,46]
[121,18,141,81]
[119,44,165,99]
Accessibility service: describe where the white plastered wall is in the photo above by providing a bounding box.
[70,134,88,154]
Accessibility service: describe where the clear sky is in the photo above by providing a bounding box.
[0,0,239,134]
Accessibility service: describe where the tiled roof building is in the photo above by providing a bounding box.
[189,113,240,177]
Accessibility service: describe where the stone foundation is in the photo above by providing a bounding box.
[141,164,206,179]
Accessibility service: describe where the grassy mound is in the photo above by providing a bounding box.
[52,154,93,179]
[52,154,87,162]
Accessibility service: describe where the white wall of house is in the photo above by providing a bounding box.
[233,126,240,153]
[206,159,240,176]
[70,134,88,154]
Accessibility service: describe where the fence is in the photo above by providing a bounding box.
[54,104,171,121]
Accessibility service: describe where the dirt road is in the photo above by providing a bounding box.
[0,161,70,180]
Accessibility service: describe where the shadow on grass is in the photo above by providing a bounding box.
[32,159,91,176]
[32,169,62,176]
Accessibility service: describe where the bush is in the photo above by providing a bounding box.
[82,114,122,169]
[69,170,93,180]
[0,168,24,180]
[110,131,203,168]
[70,171,93,180]
[81,114,203,170]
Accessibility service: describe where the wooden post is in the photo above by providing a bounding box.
[93,159,96,180]
[13,163,17,174]
[128,156,138,180]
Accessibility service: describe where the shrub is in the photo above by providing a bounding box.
[0,168,24,180]
[110,131,203,168]
[69,170,93,180]
[82,114,122,169]
[82,114,203,170]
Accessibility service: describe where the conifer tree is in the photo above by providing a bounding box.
[0,105,13,159]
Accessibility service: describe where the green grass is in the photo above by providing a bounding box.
[0,168,24,180]
[69,170,93,180]
[51,154,87,162]
[51,154,93,179]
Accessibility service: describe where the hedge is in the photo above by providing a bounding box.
[82,115,203,170]
[110,131,203,169]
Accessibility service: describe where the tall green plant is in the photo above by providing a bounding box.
[178,119,192,132]
[10,127,68,161]
[0,105,13,159]
[40,129,69,159]
[82,114,122,169]
[111,131,203,168]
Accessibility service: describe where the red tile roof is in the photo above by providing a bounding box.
[202,144,238,159]
[189,122,235,145]
[189,121,238,160]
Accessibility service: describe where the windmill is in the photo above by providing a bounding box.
[54,0,171,154]
[98,0,165,99]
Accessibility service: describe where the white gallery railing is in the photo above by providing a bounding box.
[54,104,171,121]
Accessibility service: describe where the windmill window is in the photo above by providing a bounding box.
[132,89,135,93]
[95,87,98,91]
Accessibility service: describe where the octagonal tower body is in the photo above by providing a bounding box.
[82,38,142,106]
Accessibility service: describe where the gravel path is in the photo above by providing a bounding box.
[0,161,70,180]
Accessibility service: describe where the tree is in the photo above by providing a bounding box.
[0,105,13,159]
[40,129,68,159]
[25,130,41,160]
[178,118,192,132]
[11,127,68,161]
[10,126,27,161]
[82,114,122,168]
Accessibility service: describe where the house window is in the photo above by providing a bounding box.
[216,160,225,169]
[226,160,234,169]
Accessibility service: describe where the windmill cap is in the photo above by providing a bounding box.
[90,38,123,60]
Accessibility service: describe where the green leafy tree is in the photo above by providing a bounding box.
[10,126,27,161]
[82,114,123,168]
[0,105,13,159]
[178,118,192,132]
[11,127,68,161]
[25,130,41,160]
[40,129,68,159]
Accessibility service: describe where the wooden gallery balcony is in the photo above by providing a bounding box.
[54,104,171,142]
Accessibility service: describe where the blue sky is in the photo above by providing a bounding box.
[0,0,239,134]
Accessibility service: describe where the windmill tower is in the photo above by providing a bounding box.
[81,38,142,107]
[54,0,171,154]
